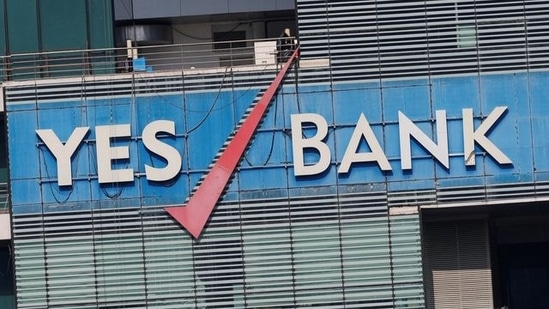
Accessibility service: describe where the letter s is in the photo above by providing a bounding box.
[142,120,182,181]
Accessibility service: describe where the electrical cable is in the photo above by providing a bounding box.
[171,22,244,41]
[186,66,231,134]
[132,67,269,188]
[136,64,269,113]
[243,91,278,167]
[39,147,74,204]
[87,111,124,199]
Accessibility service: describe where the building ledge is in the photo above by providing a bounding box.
[0,213,10,240]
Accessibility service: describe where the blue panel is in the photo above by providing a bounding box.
[8,110,39,179]
[281,91,300,121]
[446,119,465,155]
[41,180,91,205]
[529,72,549,174]
[437,175,485,189]
[243,131,286,168]
[11,203,43,215]
[432,76,480,116]
[388,179,436,192]
[139,174,188,206]
[333,88,382,125]
[383,122,400,160]
[239,167,287,191]
[296,86,334,117]
[289,165,337,188]
[10,179,41,205]
[334,125,387,184]
[88,98,133,127]
[90,180,140,205]
[255,97,282,131]
[476,74,533,182]
[382,83,431,122]
[435,155,483,182]
[186,91,235,169]
[536,172,549,182]
[387,158,436,185]
[479,74,527,115]
[532,116,549,173]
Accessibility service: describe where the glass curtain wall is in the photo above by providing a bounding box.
[0,0,114,80]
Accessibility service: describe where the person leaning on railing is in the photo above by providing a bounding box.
[277,28,295,64]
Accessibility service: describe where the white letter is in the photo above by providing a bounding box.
[291,113,331,176]
[96,124,133,184]
[338,113,391,173]
[463,106,512,166]
[36,127,89,186]
[399,110,449,170]
[143,120,182,181]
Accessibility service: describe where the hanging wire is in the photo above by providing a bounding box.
[89,141,125,199]
[242,91,278,167]
[186,66,231,134]
[39,148,75,204]
[135,64,269,113]
[90,79,127,200]
[35,76,91,204]
[171,23,244,41]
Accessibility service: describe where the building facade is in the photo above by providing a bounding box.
[3,1,549,308]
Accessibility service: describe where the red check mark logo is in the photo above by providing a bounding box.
[166,48,299,239]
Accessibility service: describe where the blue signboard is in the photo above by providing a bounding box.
[6,72,549,214]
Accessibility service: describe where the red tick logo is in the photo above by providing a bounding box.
[165,48,299,239]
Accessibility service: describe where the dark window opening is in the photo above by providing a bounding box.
[0,242,14,309]
[213,31,247,50]
[422,203,549,309]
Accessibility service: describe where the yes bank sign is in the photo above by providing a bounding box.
[36,106,512,187]
[290,106,511,176]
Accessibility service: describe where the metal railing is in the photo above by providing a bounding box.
[0,37,294,82]
[0,183,8,213]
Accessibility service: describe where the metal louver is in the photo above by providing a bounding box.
[3,68,282,104]
[423,219,494,309]
[296,0,549,84]
[11,189,425,308]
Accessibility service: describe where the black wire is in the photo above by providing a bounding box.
[89,141,125,199]
[38,147,74,204]
[171,22,244,41]
[243,93,278,167]
[87,68,269,192]
[136,65,269,113]
[133,65,280,174]
[186,67,231,134]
